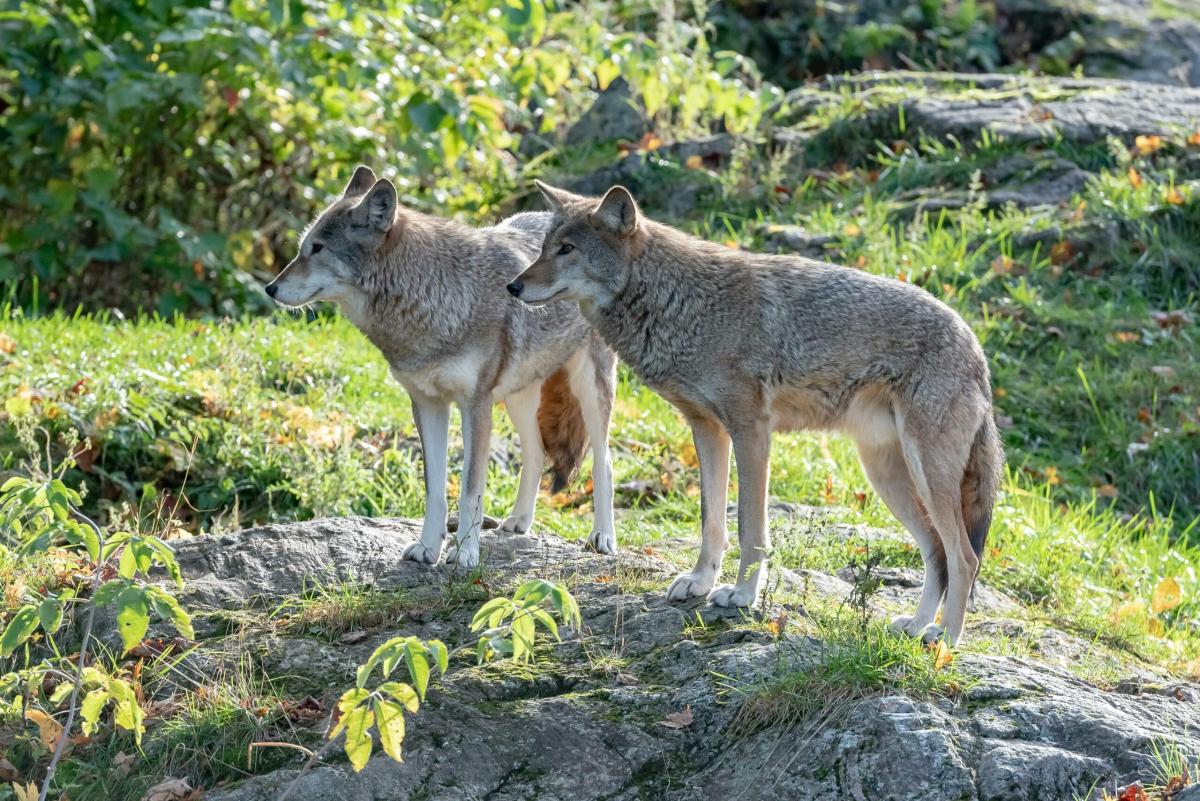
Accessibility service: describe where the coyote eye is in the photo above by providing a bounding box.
[557,243,575,255]
[310,243,324,255]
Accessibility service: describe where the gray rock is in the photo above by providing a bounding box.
[169,518,1199,801]
[564,76,648,147]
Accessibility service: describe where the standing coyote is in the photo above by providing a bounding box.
[265,166,618,569]
[508,181,1002,645]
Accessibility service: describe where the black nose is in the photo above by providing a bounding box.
[265,284,278,298]
[506,281,523,298]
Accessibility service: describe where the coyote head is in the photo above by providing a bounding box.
[265,165,397,308]
[507,181,641,309]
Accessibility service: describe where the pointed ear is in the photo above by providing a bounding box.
[590,185,639,237]
[343,165,377,199]
[359,179,397,232]
[534,180,574,213]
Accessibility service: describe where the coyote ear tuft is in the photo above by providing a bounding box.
[590,185,639,237]
[361,179,398,232]
[534,180,571,213]
[343,165,377,199]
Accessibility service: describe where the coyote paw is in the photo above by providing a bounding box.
[445,541,480,570]
[585,529,617,555]
[708,583,757,608]
[666,571,716,602]
[890,614,924,637]
[499,514,531,535]
[402,540,441,565]
[920,623,946,646]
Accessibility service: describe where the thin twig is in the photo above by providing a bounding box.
[38,508,105,801]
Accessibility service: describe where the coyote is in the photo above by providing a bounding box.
[266,166,617,569]
[508,181,1002,645]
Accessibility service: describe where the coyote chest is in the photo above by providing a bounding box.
[391,348,534,401]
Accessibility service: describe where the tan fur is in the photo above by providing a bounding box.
[512,180,1004,645]
[537,368,589,493]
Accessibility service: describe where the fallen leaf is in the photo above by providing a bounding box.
[766,612,788,637]
[1049,240,1075,266]
[1113,331,1140,343]
[1044,466,1061,486]
[25,708,63,751]
[1151,365,1177,379]
[1098,484,1119,499]
[594,574,613,583]
[113,750,136,777]
[642,545,655,556]
[1152,577,1182,614]
[1188,130,1200,147]
[0,333,15,354]
[281,695,326,723]
[1128,167,1143,188]
[1151,309,1194,332]
[337,630,369,645]
[931,640,954,670]
[618,131,663,155]
[660,705,694,729]
[142,777,194,801]
[1165,186,1187,205]
[843,223,862,237]
[1117,781,1149,801]
[12,782,38,801]
[0,757,19,781]
[1134,134,1163,156]
[684,154,703,169]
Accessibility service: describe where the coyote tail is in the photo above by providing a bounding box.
[962,413,1003,566]
[538,368,589,493]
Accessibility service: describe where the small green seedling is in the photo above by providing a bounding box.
[471,579,581,663]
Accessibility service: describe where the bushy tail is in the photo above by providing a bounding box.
[537,368,588,493]
[961,414,1003,566]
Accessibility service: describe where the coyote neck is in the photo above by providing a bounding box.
[355,211,484,369]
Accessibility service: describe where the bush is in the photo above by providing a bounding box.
[0,0,769,316]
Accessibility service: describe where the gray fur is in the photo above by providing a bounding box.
[514,182,1003,645]
[266,170,618,569]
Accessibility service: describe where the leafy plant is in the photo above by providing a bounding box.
[471,579,581,663]
[329,637,448,771]
[0,439,191,801]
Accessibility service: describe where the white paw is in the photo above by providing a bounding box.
[920,623,946,646]
[402,540,441,565]
[445,541,480,570]
[666,571,716,602]
[499,514,532,534]
[890,614,924,637]
[586,529,617,555]
[707,583,758,608]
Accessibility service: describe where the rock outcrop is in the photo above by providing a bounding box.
[150,516,1200,801]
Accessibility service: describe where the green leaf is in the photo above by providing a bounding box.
[329,688,369,739]
[427,640,449,675]
[378,681,419,714]
[511,610,536,662]
[404,644,430,700]
[0,606,39,658]
[37,596,63,635]
[471,597,509,631]
[373,698,406,762]
[343,703,375,772]
[514,579,553,606]
[92,579,125,607]
[118,540,154,579]
[531,607,559,641]
[115,585,150,654]
[144,536,183,588]
[146,587,193,640]
[108,677,143,745]
[80,688,110,736]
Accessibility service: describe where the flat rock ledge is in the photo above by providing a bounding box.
[166,517,1200,801]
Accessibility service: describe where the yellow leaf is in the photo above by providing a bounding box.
[684,154,703,169]
[843,223,862,237]
[678,442,699,468]
[1151,577,1182,614]
[0,333,15,354]
[12,782,38,801]
[1188,130,1200,147]
[25,708,63,751]
[1110,598,1147,624]
[931,640,954,670]
[1164,187,1186,205]
[1128,167,1143,188]
[1134,134,1163,156]
[1147,617,1166,637]
[723,240,739,249]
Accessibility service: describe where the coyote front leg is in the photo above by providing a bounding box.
[501,383,545,535]
[709,421,771,608]
[445,394,493,570]
[402,393,450,564]
[667,416,730,601]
